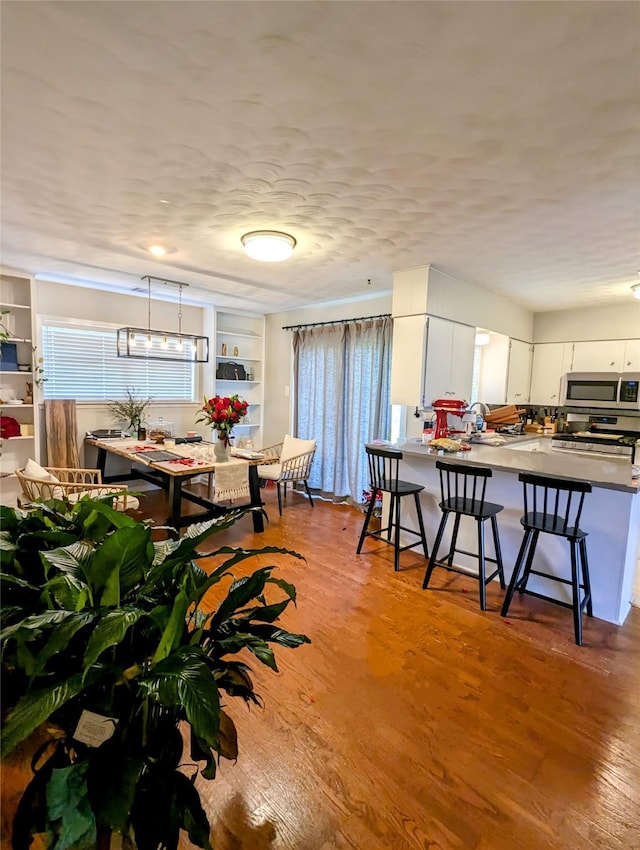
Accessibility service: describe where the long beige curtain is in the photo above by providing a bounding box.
[293,316,392,504]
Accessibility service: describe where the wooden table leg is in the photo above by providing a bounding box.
[249,465,265,533]
[167,476,183,538]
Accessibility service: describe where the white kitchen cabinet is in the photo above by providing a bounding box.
[505,339,533,404]
[530,342,574,405]
[571,340,625,372]
[423,316,475,406]
[622,339,640,371]
[390,315,427,405]
[214,310,264,446]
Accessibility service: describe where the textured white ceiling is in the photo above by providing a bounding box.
[1,1,639,313]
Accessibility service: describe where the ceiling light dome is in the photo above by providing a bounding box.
[241,230,296,262]
[632,283,640,300]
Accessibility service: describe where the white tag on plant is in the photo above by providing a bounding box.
[73,710,117,747]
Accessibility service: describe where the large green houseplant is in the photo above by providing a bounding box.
[0,497,309,850]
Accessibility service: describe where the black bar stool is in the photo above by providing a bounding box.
[501,473,593,646]
[357,445,429,571]
[422,460,505,610]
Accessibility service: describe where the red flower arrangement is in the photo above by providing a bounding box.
[196,394,249,445]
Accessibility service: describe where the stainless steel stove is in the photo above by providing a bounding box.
[552,414,640,459]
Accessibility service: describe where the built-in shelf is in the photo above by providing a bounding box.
[215,310,265,447]
[0,268,39,481]
[217,330,261,339]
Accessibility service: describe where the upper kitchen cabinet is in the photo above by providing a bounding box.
[423,317,475,406]
[622,339,640,371]
[390,315,427,405]
[529,342,574,405]
[505,339,533,404]
[571,340,626,372]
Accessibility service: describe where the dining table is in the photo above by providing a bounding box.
[84,437,267,534]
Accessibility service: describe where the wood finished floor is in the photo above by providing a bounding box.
[146,481,640,850]
[5,482,640,850]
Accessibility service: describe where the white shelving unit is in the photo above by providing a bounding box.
[214,310,265,447]
[1,268,39,504]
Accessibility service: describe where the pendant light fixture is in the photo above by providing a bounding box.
[117,276,209,362]
[241,230,296,262]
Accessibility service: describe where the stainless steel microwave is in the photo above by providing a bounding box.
[561,372,640,410]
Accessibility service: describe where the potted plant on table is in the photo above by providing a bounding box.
[1,496,309,850]
[107,388,152,438]
[196,394,249,462]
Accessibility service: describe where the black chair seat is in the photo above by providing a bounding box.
[357,445,429,571]
[442,497,503,520]
[502,473,593,646]
[521,513,587,539]
[423,460,505,611]
[381,478,425,496]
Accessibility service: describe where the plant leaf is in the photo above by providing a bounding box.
[142,649,221,748]
[46,762,97,850]
[83,608,146,674]
[1,671,99,757]
[40,541,95,581]
[217,709,238,761]
[151,586,190,665]
[90,525,152,606]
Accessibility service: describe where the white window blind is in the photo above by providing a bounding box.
[42,322,195,401]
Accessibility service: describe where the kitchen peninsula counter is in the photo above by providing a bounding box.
[400,436,640,494]
[396,438,640,626]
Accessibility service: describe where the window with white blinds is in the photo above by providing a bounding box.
[42,322,196,401]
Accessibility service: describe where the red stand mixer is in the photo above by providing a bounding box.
[432,398,468,439]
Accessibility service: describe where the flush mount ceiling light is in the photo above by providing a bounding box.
[117,276,209,362]
[633,283,640,300]
[475,331,491,346]
[148,244,168,257]
[241,230,296,262]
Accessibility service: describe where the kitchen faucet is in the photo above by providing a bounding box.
[468,402,490,417]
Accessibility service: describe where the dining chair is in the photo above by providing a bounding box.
[256,434,316,515]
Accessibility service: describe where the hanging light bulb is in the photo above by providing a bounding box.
[145,335,152,349]
[176,337,183,350]
[129,332,136,348]
[161,336,169,349]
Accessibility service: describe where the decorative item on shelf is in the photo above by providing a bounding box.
[116,276,210,362]
[233,345,239,357]
[246,368,255,381]
[32,346,46,388]
[107,387,152,435]
[0,502,309,850]
[196,393,249,463]
[24,382,33,404]
[221,342,227,356]
[0,308,12,340]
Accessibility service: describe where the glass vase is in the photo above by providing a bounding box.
[214,434,230,462]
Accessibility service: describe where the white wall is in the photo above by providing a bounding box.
[533,302,640,343]
[263,293,392,446]
[35,280,211,464]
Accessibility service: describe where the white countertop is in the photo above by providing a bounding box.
[399,435,640,494]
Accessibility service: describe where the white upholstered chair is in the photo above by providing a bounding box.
[256,435,316,515]
[16,459,139,512]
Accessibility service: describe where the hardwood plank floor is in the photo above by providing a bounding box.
[4,481,639,850]
[151,481,640,850]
